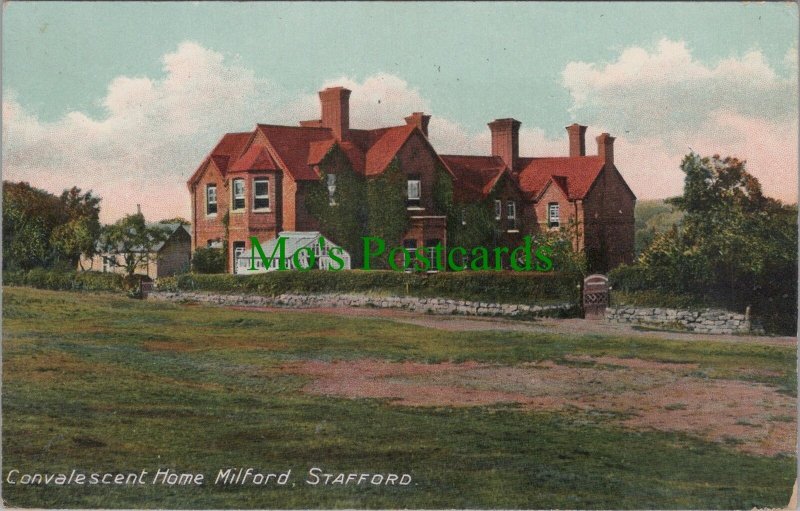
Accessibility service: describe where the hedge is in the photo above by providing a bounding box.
[156,270,579,305]
[3,269,125,292]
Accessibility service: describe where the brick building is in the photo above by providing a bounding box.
[187,86,635,272]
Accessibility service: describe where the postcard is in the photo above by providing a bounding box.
[2,1,797,509]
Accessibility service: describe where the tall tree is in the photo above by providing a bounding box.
[101,213,169,277]
[638,153,797,332]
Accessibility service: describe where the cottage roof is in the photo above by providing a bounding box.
[515,156,606,200]
[439,155,507,201]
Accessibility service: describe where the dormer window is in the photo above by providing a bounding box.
[407,177,421,207]
[327,174,337,206]
[232,179,245,211]
[206,184,217,215]
[548,202,560,228]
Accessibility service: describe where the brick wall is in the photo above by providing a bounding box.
[583,165,635,271]
[192,162,228,253]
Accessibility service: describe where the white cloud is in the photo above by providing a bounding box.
[3,41,285,222]
[563,38,798,202]
[4,39,796,227]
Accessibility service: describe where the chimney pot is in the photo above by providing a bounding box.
[404,112,431,137]
[566,123,588,157]
[488,118,521,172]
[596,133,615,165]
[319,87,351,140]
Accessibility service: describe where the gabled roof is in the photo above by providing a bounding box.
[364,124,416,175]
[516,156,606,200]
[255,124,334,181]
[229,145,278,173]
[187,132,251,187]
[439,155,507,202]
[193,118,454,187]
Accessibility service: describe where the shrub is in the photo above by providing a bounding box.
[191,247,226,274]
[156,270,578,305]
[608,264,651,292]
[3,269,125,291]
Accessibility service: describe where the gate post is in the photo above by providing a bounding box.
[583,274,609,320]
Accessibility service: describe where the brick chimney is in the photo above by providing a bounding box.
[596,133,615,165]
[404,112,431,137]
[488,118,521,172]
[566,123,588,157]
[319,87,351,140]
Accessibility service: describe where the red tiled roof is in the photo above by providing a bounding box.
[364,124,416,175]
[229,145,278,173]
[440,155,507,201]
[187,132,251,187]
[255,124,334,181]
[307,139,336,166]
[516,156,605,200]
[194,120,455,187]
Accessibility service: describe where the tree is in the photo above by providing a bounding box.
[635,153,797,333]
[2,182,101,270]
[101,213,169,277]
[159,217,191,226]
[53,187,102,266]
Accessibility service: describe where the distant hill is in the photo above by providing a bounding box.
[634,199,684,256]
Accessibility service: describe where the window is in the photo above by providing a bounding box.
[206,184,217,215]
[461,207,467,226]
[327,174,337,206]
[253,178,269,211]
[548,202,560,228]
[494,200,502,220]
[232,241,246,274]
[232,179,245,211]
[506,201,517,229]
[102,256,110,273]
[407,177,421,206]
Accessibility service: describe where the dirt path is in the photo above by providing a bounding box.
[230,305,796,347]
[279,356,796,457]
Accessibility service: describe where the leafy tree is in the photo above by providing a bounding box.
[53,187,101,266]
[635,153,797,333]
[101,213,169,277]
[159,217,191,226]
[2,182,101,270]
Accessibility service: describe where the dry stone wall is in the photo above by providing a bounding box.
[605,306,764,335]
[148,290,576,318]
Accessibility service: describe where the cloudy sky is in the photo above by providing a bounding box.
[3,2,797,223]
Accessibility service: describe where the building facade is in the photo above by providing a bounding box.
[187,86,635,272]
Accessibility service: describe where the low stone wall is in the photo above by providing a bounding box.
[148,290,575,319]
[605,306,764,335]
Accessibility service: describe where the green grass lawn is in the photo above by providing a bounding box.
[2,287,796,508]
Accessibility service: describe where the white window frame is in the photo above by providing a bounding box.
[232,179,245,211]
[506,200,517,230]
[327,174,337,206]
[494,199,502,220]
[253,178,270,211]
[407,178,421,202]
[102,256,110,273]
[506,201,516,220]
[206,184,217,216]
[548,202,560,228]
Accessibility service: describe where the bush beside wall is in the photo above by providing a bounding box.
[3,269,125,291]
